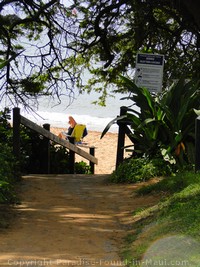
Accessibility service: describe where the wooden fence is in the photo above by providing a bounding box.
[13,107,98,175]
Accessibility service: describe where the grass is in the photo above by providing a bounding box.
[122,170,200,266]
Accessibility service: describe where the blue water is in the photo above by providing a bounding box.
[7,91,136,132]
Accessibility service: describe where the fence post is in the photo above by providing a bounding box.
[195,116,200,172]
[42,123,50,174]
[69,137,75,174]
[116,106,127,169]
[89,146,95,174]
[13,107,21,180]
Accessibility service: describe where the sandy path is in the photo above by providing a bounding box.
[0,175,160,267]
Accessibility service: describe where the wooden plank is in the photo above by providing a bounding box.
[20,116,98,165]
[78,144,96,149]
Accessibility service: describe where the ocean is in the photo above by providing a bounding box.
[8,91,136,133]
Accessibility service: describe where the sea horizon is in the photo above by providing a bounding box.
[22,91,135,132]
[4,91,137,133]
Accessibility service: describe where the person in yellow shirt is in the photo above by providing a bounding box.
[59,116,88,144]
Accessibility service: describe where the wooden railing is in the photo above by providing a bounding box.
[13,107,98,174]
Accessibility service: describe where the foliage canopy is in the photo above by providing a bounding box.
[67,0,200,102]
[0,0,84,107]
[0,0,200,106]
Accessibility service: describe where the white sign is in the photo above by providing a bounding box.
[135,53,164,93]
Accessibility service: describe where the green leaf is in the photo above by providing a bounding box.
[194,109,200,116]
[100,115,127,139]
[0,51,24,69]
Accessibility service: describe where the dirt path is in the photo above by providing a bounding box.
[0,175,160,267]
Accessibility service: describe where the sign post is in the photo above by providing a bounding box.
[135,53,164,93]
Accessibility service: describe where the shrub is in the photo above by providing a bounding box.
[0,108,17,203]
[0,143,16,183]
[50,144,70,174]
[75,161,91,174]
[0,180,16,204]
[110,157,174,183]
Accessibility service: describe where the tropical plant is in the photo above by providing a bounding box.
[159,79,200,165]
[102,77,200,168]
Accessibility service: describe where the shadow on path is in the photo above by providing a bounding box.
[0,174,160,267]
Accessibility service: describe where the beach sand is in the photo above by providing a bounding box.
[51,127,133,174]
